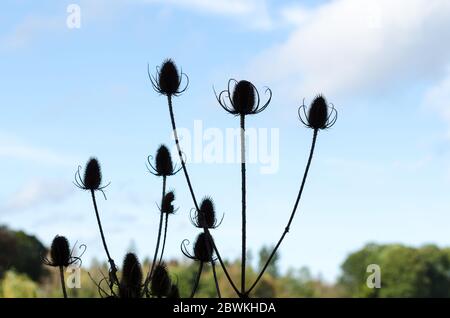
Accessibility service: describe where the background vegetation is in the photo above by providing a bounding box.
[1,226,450,298]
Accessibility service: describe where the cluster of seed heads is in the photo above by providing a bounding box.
[43,57,337,299]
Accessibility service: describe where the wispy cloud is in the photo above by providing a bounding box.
[424,70,450,138]
[0,133,79,166]
[138,0,274,30]
[0,178,74,215]
[1,15,61,49]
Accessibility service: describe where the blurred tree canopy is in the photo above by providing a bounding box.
[0,226,47,281]
[339,243,450,297]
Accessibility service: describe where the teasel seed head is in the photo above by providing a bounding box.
[194,233,214,262]
[167,284,180,299]
[148,59,189,97]
[215,79,272,116]
[298,95,338,130]
[159,60,180,96]
[151,263,171,297]
[156,145,174,176]
[161,191,176,215]
[191,197,223,229]
[49,235,71,267]
[232,80,256,114]
[147,145,181,177]
[119,253,143,298]
[84,158,102,190]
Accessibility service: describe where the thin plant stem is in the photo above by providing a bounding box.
[246,129,319,295]
[190,262,204,298]
[59,266,67,298]
[144,176,166,294]
[166,95,241,297]
[211,261,221,298]
[239,113,246,294]
[158,213,169,264]
[90,189,118,290]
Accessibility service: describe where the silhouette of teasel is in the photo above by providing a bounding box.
[43,235,86,298]
[181,232,217,298]
[143,145,180,296]
[215,78,272,295]
[150,58,337,298]
[149,59,237,298]
[73,158,119,294]
[70,58,337,299]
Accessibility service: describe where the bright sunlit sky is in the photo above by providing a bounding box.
[1,0,450,282]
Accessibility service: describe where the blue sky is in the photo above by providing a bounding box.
[1,0,450,282]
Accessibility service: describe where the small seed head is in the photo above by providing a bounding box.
[194,233,214,262]
[198,198,215,228]
[158,59,180,96]
[161,191,176,214]
[151,263,171,297]
[83,158,102,190]
[308,95,329,130]
[49,235,71,267]
[155,145,174,176]
[232,80,256,115]
[119,253,143,298]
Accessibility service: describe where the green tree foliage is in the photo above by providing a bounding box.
[339,243,450,297]
[0,226,47,281]
[258,245,280,278]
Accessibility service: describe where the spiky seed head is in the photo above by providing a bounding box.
[161,191,176,214]
[83,158,102,190]
[308,95,329,130]
[167,284,180,299]
[50,235,71,267]
[198,198,215,228]
[158,59,180,96]
[155,145,174,176]
[151,263,171,297]
[232,80,256,115]
[119,253,143,298]
[194,233,214,262]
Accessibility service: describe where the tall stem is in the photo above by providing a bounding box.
[166,95,241,297]
[59,266,67,298]
[158,213,169,264]
[246,129,319,295]
[90,189,118,288]
[144,176,166,293]
[239,114,247,294]
[211,261,221,298]
[190,262,204,298]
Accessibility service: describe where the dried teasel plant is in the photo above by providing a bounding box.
[43,235,86,298]
[71,57,336,299]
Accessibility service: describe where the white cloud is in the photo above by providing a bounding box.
[141,0,273,29]
[248,0,450,98]
[0,133,79,166]
[1,15,60,49]
[424,71,450,137]
[0,179,74,214]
